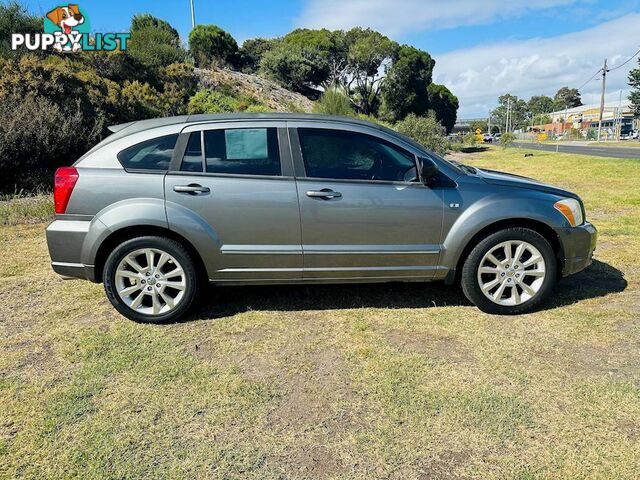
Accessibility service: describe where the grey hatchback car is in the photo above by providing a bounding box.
[46,114,597,323]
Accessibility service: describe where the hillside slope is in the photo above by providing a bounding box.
[195,67,314,113]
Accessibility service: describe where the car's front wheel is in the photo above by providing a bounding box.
[461,227,557,314]
[103,236,200,323]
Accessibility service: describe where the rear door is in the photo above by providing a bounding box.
[289,123,445,281]
[165,121,302,282]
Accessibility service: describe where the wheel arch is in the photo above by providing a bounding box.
[445,218,564,285]
[94,225,208,284]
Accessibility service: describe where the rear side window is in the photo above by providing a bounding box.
[179,128,281,176]
[118,134,178,171]
[180,132,203,172]
[298,128,416,182]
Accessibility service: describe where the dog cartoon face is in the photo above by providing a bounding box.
[46,5,84,35]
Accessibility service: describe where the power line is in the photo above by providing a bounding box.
[608,46,640,72]
[577,68,603,91]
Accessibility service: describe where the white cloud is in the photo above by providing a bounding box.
[297,0,577,36]
[433,14,640,117]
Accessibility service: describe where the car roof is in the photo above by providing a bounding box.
[107,113,396,140]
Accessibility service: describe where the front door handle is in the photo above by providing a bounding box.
[306,189,342,199]
[173,184,210,194]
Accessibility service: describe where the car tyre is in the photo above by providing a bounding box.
[461,227,557,315]
[103,236,200,323]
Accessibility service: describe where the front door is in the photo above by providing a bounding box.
[292,126,445,280]
[165,124,302,281]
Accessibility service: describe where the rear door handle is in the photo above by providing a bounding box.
[306,189,342,199]
[173,184,210,194]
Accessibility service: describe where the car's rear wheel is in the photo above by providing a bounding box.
[103,236,199,323]
[461,227,557,314]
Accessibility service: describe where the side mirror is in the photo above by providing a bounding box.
[418,156,439,184]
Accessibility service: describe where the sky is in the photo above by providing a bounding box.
[20,0,640,117]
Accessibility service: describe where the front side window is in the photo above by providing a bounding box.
[298,128,417,182]
[118,134,178,171]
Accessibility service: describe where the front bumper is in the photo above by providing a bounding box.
[556,222,597,277]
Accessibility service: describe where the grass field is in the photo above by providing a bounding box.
[1,147,639,479]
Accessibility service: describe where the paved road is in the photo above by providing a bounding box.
[513,142,640,159]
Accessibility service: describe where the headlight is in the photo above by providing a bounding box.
[554,198,584,227]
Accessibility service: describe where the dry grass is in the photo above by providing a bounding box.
[1,147,639,479]
[0,194,53,226]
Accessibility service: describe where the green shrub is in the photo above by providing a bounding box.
[188,25,238,68]
[462,132,477,146]
[244,104,273,113]
[500,132,516,148]
[394,112,448,155]
[313,88,354,116]
[127,26,186,68]
[187,89,269,114]
[187,90,239,113]
[0,93,104,192]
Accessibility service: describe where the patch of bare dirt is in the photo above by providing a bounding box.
[386,330,475,364]
[2,338,57,378]
[284,445,342,479]
[571,342,640,380]
[416,450,472,480]
[267,349,351,430]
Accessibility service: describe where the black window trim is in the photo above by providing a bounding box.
[117,133,179,174]
[291,126,422,185]
[169,127,292,178]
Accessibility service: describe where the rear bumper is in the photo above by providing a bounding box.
[556,222,597,277]
[46,219,96,282]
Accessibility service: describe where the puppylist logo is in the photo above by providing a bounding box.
[11,4,130,53]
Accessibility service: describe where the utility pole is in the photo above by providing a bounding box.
[616,89,622,141]
[488,112,491,136]
[530,112,535,143]
[190,0,196,29]
[505,98,511,133]
[597,58,608,142]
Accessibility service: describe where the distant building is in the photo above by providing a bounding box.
[532,100,636,139]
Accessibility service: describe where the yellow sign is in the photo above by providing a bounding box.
[475,128,482,135]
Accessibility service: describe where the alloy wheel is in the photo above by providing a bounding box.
[477,240,546,306]
[114,248,186,315]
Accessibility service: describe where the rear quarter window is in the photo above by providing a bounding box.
[117,134,179,171]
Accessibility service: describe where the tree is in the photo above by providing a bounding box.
[380,45,434,122]
[128,15,185,68]
[0,1,42,58]
[130,13,179,42]
[492,94,528,131]
[344,27,398,115]
[260,41,329,93]
[427,83,458,133]
[394,112,448,155]
[528,95,554,115]
[238,37,279,73]
[188,24,238,68]
[628,58,640,117]
[553,87,582,111]
[282,29,348,88]
[469,120,488,133]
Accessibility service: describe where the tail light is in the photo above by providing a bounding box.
[54,167,79,214]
